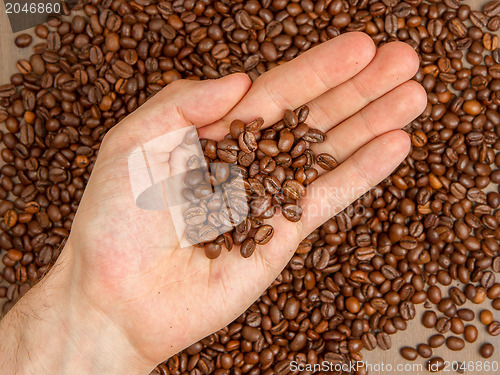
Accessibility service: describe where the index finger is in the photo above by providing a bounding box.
[200,32,376,139]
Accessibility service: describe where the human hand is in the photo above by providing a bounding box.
[0,32,426,375]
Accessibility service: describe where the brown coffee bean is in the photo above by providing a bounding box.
[417,343,433,358]
[278,131,294,153]
[240,238,256,258]
[283,109,298,129]
[258,140,279,157]
[480,343,495,358]
[361,332,377,351]
[449,287,466,306]
[484,0,500,17]
[254,225,274,245]
[464,325,478,343]
[15,34,32,48]
[436,317,451,333]
[282,180,306,200]
[3,210,17,228]
[376,332,391,350]
[204,243,222,259]
[446,336,465,351]
[422,310,437,328]
[316,153,338,171]
[245,118,263,132]
[238,131,257,153]
[487,321,500,336]
[112,60,134,78]
[16,59,32,74]
[480,310,494,325]
[457,308,475,322]
[492,299,500,311]
[427,357,445,372]
[427,285,442,304]
[400,347,418,361]
[428,334,445,348]
[303,129,326,143]
[399,301,416,320]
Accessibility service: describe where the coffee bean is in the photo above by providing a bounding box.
[277,131,294,153]
[399,301,416,320]
[15,34,32,48]
[316,153,338,171]
[283,109,298,129]
[184,207,207,226]
[238,131,257,154]
[422,311,437,328]
[484,0,500,17]
[446,336,465,351]
[417,343,433,358]
[376,332,391,350]
[487,321,500,336]
[480,343,495,358]
[303,129,326,143]
[471,11,488,28]
[282,204,302,222]
[428,334,445,348]
[204,243,221,259]
[400,347,418,361]
[449,287,467,306]
[427,357,445,372]
[112,60,134,78]
[436,317,451,334]
[464,325,478,343]
[427,285,442,304]
[282,180,306,200]
[199,225,218,243]
[492,299,500,310]
[3,210,17,228]
[240,238,256,258]
[254,225,274,245]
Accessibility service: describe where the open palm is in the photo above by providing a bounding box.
[63,32,426,370]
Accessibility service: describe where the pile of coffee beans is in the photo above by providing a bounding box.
[0,0,499,373]
[183,109,335,259]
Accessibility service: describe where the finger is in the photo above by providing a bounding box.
[311,80,426,170]
[305,42,420,132]
[298,130,410,238]
[253,130,410,268]
[200,32,376,139]
[109,73,252,147]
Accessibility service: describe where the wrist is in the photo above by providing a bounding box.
[0,244,153,375]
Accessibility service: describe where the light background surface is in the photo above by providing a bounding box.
[1,0,499,373]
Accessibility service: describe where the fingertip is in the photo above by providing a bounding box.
[217,72,252,95]
[396,80,428,118]
[407,80,428,115]
[387,41,420,76]
[348,31,377,62]
[389,129,411,159]
[339,32,377,68]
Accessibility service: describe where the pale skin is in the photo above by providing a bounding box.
[0,33,426,374]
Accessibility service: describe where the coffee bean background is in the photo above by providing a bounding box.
[1,0,500,374]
